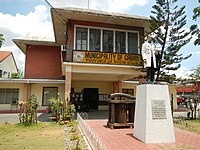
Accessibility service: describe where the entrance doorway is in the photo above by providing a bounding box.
[83,88,99,110]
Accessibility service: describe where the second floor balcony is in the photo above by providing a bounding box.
[62,26,143,67]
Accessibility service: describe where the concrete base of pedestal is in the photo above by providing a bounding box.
[133,84,175,144]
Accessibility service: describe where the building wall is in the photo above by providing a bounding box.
[0,54,18,78]
[122,82,137,96]
[72,81,113,94]
[0,83,24,110]
[30,83,65,110]
[25,45,62,79]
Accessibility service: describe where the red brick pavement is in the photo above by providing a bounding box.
[85,120,200,150]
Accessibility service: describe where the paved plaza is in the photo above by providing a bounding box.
[1,111,199,150]
[86,119,200,150]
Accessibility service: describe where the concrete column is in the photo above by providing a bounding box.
[118,81,122,93]
[65,65,72,100]
[113,82,117,93]
[23,83,30,102]
[113,81,122,93]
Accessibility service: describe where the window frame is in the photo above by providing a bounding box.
[122,89,134,96]
[89,28,101,52]
[42,87,58,106]
[75,27,88,50]
[74,25,140,54]
[0,88,19,104]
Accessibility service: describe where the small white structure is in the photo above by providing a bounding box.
[134,84,175,144]
[0,51,18,78]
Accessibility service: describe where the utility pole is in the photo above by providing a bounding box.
[88,0,90,9]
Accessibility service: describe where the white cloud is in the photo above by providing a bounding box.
[174,67,193,78]
[0,5,53,38]
[0,5,54,72]
[192,51,200,55]
[48,0,149,12]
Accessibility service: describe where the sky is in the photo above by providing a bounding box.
[0,0,199,78]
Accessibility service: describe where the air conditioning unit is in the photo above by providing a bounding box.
[61,45,67,51]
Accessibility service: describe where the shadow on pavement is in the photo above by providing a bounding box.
[38,113,54,122]
[77,110,108,120]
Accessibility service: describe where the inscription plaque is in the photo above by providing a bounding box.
[152,99,167,119]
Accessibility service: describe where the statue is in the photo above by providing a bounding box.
[141,35,158,83]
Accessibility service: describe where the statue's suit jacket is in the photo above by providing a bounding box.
[141,41,157,68]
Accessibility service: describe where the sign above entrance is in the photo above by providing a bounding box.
[73,50,141,66]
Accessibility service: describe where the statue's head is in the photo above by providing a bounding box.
[146,35,152,43]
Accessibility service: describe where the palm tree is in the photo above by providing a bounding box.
[0,34,5,48]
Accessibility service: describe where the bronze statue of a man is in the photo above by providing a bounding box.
[142,35,158,83]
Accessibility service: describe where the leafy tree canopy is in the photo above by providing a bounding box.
[149,0,192,82]
[189,65,200,80]
[190,0,200,46]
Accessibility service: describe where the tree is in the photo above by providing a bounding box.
[149,0,192,82]
[11,70,24,79]
[189,65,200,80]
[191,0,200,46]
[0,34,4,48]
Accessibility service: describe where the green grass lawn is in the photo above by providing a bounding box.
[0,122,64,150]
[174,119,200,134]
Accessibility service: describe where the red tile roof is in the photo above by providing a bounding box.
[0,51,12,62]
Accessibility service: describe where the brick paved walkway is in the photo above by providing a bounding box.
[85,120,200,150]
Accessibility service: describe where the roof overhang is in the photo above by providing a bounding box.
[51,7,151,45]
[63,62,144,82]
[13,39,59,54]
[0,78,65,84]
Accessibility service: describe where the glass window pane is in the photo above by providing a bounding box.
[0,89,5,104]
[76,27,88,50]
[5,89,13,104]
[82,40,87,45]
[0,70,2,78]
[77,45,81,50]
[77,40,81,44]
[115,31,126,53]
[82,45,87,50]
[12,89,19,103]
[103,30,113,52]
[43,87,58,106]
[128,32,138,54]
[90,29,101,51]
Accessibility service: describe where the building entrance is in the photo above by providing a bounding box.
[83,88,99,110]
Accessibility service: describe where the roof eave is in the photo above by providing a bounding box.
[51,7,151,45]
[13,39,59,54]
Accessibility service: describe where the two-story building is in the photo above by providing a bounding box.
[0,7,177,112]
[13,7,149,111]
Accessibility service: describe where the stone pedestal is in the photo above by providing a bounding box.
[133,84,175,144]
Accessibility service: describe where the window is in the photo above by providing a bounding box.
[75,26,139,54]
[115,31,126,53]
[42,87,58,106]
[0,88,19,104]
[89,29,101,51]
[128,32,138,54]
[103,30,113,52]
[0,70,2,78]
[76,27,88,50]
[122,89,134,96]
